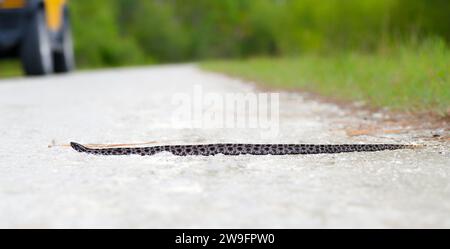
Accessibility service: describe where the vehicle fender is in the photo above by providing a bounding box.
[27,0,66,31]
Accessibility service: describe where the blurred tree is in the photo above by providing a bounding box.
[70,0,145,67]
[117,0,190,61]
[68,0,450,67]
[391,0,450,41]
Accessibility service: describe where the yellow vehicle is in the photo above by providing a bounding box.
[0,0,74,75]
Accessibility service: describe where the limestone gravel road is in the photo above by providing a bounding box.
[0,65,449,228]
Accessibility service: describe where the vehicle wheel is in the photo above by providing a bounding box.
[53,11,75,73]
[20,8,54,76]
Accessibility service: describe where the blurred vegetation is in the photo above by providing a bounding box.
[70,0,450,67]
[0,60,22,77]
[202,40,449,115]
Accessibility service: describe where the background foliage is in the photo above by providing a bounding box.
[70,0,450,67]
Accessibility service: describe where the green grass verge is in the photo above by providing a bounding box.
[201,43,449,116]
[0,60,22,78]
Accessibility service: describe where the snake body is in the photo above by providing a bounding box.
[70,142,414,156]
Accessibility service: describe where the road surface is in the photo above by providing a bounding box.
[0,65,449,228]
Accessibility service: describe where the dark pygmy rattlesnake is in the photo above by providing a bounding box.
[70,142,416,156]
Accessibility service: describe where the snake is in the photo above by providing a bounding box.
[70,142,416,156]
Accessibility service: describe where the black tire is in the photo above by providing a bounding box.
[20,8,54,76]
[53,11,75,73]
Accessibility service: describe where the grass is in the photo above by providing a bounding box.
[201,42,449,116]
[0,60,22,78]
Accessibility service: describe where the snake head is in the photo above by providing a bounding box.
[70,142,88,152]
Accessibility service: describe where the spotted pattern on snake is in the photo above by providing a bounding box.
[70,142,415,156]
